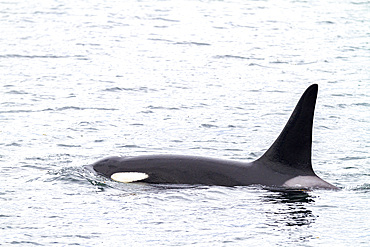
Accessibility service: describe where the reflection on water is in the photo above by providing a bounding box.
[263,190,316,227]
[261,190,317,244]
[266,189,315,204]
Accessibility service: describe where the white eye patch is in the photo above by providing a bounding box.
[111,172,149,183]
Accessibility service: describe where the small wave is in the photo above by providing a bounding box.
[214,55,264,60]
[103,87,130,92]
[76,43,101,46]
[44,166,91,185]
[351,1,370,4]
[351,184,370,192]
[152,17,180,22]
[149,38,210,46]
[224,148,243,152]
[147,105,180,110]
[0,214,12,218]
[103,86,155,93]
[45,166,129,193]
[248,63,274,68]
[317,21,335,24]
[57,144,82,148]
[0,109,35,114]
[201,123,218,128]
[42,106,118,111]
[270,60,289,64]
[296,60,318,65]
[148,38,173,43]
[6,90,29,95]
[339,156,367,161]
[354,103,370,107]
[116,144,141,148]
[174,41,211,46]
[5,142,22,147]
[0,54,87,59]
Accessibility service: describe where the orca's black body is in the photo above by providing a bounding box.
[85,84,339,190]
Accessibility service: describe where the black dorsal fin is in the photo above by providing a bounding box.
[258,84,318,175]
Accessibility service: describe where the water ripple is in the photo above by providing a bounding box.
[0,54,87,59]
[214,54,264,60]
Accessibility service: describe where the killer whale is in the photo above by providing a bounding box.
[85,84,339,190]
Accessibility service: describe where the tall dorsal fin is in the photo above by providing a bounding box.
[258,84,318,175]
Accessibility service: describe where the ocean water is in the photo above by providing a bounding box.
[1,0,369,246]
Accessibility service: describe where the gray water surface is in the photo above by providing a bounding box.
[1,0,369,246]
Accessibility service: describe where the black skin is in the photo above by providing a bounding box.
[87,155,292,187]
[85,84,339,190]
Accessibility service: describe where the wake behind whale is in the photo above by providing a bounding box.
[85,84,339,190]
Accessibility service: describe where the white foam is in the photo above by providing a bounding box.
[111,172,149,183]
